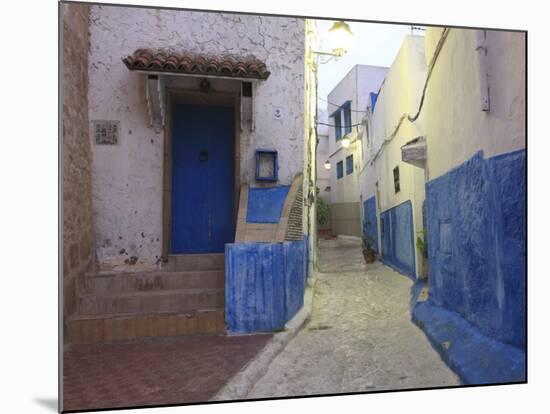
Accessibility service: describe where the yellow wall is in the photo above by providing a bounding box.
[424,28,526,180]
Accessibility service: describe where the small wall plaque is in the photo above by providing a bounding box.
[255,149,278,181]
[93,120,120,145]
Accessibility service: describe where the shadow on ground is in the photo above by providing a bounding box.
[34,398,58,412]
[63,333,272,411]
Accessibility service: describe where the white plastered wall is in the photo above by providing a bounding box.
[316,108,331,203]
[88,5,306,271]
[359,36,427,277]
[327,65,388,205]
[424,28,526,180]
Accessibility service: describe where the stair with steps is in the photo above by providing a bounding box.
[66,253,226,344]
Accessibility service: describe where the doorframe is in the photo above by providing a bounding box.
[161,87,241,260]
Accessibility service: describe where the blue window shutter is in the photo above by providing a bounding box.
[370,92,378,111]
[334,111,341,141]
[343,102,352,134]
[346,154,354,175]
[337,161,343,179]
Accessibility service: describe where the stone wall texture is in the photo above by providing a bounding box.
[63,3,95,324]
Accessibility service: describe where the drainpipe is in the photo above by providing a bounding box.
[476,30,490,112]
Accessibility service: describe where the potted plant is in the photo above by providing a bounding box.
[316,197,330,228]
[416,229,429,278]
[362,230,376,264]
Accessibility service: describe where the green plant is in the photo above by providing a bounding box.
[362,235,376,263]
[362,234,374,251]
[316,197,330,226]
[416,229,428,258]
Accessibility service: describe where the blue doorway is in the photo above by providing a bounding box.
[380,200,416,279]
[171,104,235,253]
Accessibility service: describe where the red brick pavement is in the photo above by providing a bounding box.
[317,229,336,240]
[63,333,272,411]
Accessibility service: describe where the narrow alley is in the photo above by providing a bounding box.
[248,238,459,398]
[60,4,526,410]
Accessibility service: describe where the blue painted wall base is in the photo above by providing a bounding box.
[416,149,526,384]
[225,236,308,333]
[380,200,416,279]
[362,196,378,254]
[426,150,525,348]
[411,280,525,384]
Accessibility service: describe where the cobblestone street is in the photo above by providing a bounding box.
[248,238,459,398]
[52,6,528,413]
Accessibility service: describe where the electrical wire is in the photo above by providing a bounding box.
[316,121,364,128]
[363,27,451,169]
[316,95,370,113]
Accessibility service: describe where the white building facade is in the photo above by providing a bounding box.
[63,3,318,342]
[359,36,427,279]
[316,108,331,204]
[327,64,387,237]
[87,5,309,271]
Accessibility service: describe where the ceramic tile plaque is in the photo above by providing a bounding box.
[93,120,120,145]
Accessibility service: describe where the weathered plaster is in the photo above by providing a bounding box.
[88,6,306,271]
[315,109,331,204]
[225,237,308,333]
[63,3,95,322]
[424,28,526,180]
[426,150,526,348]
[405,28,527,372]
[412,292,525,384]
[303,19,318,275]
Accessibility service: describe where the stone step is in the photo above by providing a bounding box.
[66,309,225,344]
[80,270,224,295]
[164,253,225,272]
[78,288,225,316]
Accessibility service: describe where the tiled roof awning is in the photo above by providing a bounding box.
[122,49,270,80]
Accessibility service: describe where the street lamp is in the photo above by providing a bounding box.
[341,137,351,148]
[327,21,353,57]
[324,160,331,170]
[312,20,354,58]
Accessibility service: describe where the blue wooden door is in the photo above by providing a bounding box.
[380,202,416,279]
[381,211,392,263]
[171,104,235,253]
